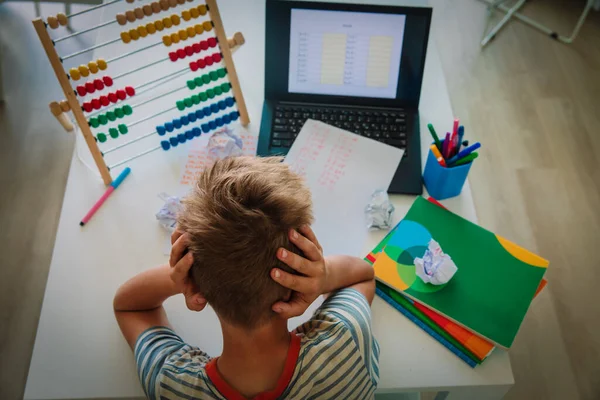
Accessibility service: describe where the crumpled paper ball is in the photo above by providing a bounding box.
[365,189,395,230]
[414,239,458,285]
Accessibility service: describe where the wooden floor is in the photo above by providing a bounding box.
[1,1,599,399]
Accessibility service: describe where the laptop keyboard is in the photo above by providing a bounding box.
[271,104,409,154]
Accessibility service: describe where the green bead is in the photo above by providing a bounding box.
[184,97,193,108]
[187,80,196,90]
[118,124,128,134]
[97,133,107,143]
[214,86,222,96]
[199,92,208,102]
[176,100,185,111]
[218,68,226,78]
[209,70,218,81]
[206,89,215,98]
[123,105,133,115]
[98,114,108,125]
[191,95,199,105]
[222,83,231,92]
[106,111,116,121]
[114,108,124,119]
[109,128,119,138]
[202,74,211,84]
[194,77,203,87]
[89,117,99,128]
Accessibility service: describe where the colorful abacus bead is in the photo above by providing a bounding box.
[181,115,189,125]
[161,140,170,150]
[193,127,201,137]
[157,126,166,136]
[185,130,194,140]
[165,121,174,132]
[77,85,87,96]
[109,128,119,138]
[109,92,118,103]
[218,100,226,110]
[89,117,100,128]
[173,119,182,129]
[188,112,197,122]
[107,111,116,121]
[94,79,105,91]
[169,137,179,147]
[125,86,135,96]
[97,59,108,70]
[222,114,231,124]
[201,123,209,133]
[178,133,186,143]
[100,96,110,107]
[226,97,235,107]
[207,37,217,48]
[123,105,133,115]
[115,108,125,118]
[118,124,128,134]
[98,114,108,125]
[117,90,127,100]
[210,103,219,113]
[69,68,81,81]
[97,133,107,143]
[196,109,204,119]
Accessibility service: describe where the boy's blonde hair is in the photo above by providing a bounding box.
[178,156,313,328]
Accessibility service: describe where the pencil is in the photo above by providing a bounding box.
[80,167,131,226]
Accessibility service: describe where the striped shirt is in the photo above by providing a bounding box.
[134,288,380,399]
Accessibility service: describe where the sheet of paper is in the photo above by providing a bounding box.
[284,119,404,257]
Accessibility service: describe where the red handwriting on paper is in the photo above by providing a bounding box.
[318,130,355,191]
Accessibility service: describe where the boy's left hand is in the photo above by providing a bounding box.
[170,230,207,312]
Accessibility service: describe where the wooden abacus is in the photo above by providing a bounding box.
[33,0,249,185]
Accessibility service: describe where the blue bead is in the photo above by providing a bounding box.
[188,113,197,123]
[225,97,234,107]
[203,106,211,116]
[181,116,189,126]
[173,119,182,129]
[157,126,166,136]
[195,109,204,119]
[185,130,194,140]
[169,137,179,147]
[201,123,210,133]
[218,100,226,110]
[210,103,219,113]
[165,122,174,132]
[222,114,231,124]
[192,127,201,137]
[209,120,216,130]
[231,111,239,121]
[215,117,223,127]
[178,133,186,143]
[161,140,170,150]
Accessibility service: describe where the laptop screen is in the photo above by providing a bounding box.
[288,9,406,99]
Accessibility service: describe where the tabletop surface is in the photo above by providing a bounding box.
[25,0,513,398]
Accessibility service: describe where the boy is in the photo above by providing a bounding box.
[114,157,380,399]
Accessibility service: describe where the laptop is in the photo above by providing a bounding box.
[258,0,432,194]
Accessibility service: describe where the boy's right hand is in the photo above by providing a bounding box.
[271,225,328,319]
[170,229,207,312]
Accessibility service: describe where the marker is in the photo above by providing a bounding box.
[430,144,446,167]
[427,123,442,151]
[452,152,478,167]
[443,132,451,159]
[450,118,459,156]
[80,167,131,226]
[457,125,465,150]
[447,142,481,165]
[452,118,459,139]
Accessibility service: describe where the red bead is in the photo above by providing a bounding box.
[125,86,135,96]
[94,79,105,91]
[169,52,178,61]
[207,37,217,48]
[192,43,201,53]
[83,102,93,112]
[103,76,113,87]
[91,98,101,110]
[189,61,198,71]
[185,46,193,56]
[197,58,205,69]
[212,53,222,63]
[205,56,213,66]
[76,85,87,96]
[100,95,109,106]
[177,49,186,59]
[85,82,96,94]
[108,92,118,103]
[116,90,126,100]
[200,40,208,51]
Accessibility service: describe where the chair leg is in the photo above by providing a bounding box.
[65,2,73,31]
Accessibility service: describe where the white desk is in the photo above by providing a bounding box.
[25,0,513,399]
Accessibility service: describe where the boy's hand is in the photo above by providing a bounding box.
[170,230,207,312]
[271,226,328,319]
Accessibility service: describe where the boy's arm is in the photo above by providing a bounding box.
[322,255,375,304]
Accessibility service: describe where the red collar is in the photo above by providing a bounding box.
[206,333,301,400]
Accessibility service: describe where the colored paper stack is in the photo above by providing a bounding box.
[366,197,549,367]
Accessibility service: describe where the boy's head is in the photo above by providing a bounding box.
[178,156,313,329]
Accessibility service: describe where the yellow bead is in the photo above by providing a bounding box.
[189,7,199,19]
[69,68,81,81]
[57,13,68,26]
[194,24,204,35]
[129,28,139,40]
[137,25,148,37]
[181,10,191,21]
[203,21,212,32]
[163,35,172,46]
[197,5,207,16]
[78,65,90,77]
[146,22,156,34]
[168,0,177,7]
[88,61,99,73]
[178,29,187,40]
[120,31,132,43]
[186,26,196,38]
[47,16,59,29]
[171,32,180,43]
[155,20,164,31]
[163,17,172,28]
[97,58,107,70]
[171,14,180,26]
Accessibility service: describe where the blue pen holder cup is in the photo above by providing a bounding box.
[423,146,472,200]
